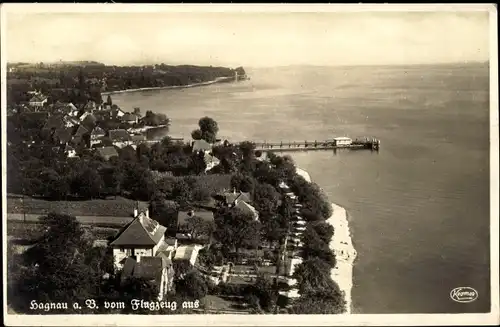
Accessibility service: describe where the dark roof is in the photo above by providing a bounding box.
[93,110,111,121]
[234,200,259,218]
[177,209,214,226]
[29,94,47,102]
[156,251,173,267]
[91,126,106,136]
[192,139,212,152]
[74,124,89,137]
[223,191,252,205]
[44,114,64,130]
[109,129,131,142]
[83,101,97,111]
[54,127,73,144]
[64,116,80,126]
[110,214,166,247]
[133,256,164,281]
[96,146,119,160]
[54,102,77,114]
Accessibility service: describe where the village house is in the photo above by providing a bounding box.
[109,129,132,148]
[43,114,65,131]
[130,134,147,145]
[120,255,174,301]
[53,127,73,145]
[110,210,167,271]
[191,139,213,154]
[79,111,92,122]
[216,190,253,207]
[64,144,77,158]
[90,126,106,147]
[122,112,140,125]
[234,200,259,221]
[110,105,126,119]
[203,152,220,172]
[63,115,80,128]
[92,110,112,122]
[28,93,48,109]
[173,244,203,267]
[52,102,79,116]
[110,209,175,300]
[82,100,100,113]
[96,146,119,161]
[72,124,89,146]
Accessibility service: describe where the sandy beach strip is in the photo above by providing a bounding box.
[101,76,233,95]
[295,166,356,314]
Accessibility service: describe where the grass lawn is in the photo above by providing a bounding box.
[7,220,121,241]
[7,196,146,217]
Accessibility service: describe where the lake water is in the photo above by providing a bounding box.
[112,63,491,314]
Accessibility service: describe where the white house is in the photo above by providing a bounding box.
[333,137,352,146]
[192,139,213,154]
[109,129,132,148]
[64,145,77,158]
[29,94,48,108]
[110,210,167,272]
[203,152,220,172]
[173,244,203,266]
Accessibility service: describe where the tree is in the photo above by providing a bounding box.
[289,289,346,314]
[230,173,255,193]
[106,95,113,106]
[77,168,105,199]
[293,257,337,294]
[244,274,277,312]
[214,207,261,253]
[191,129,203,140]
[184,216,215,241]
[239,141,256,160]
[252,183,281,220]
[300,226,336,267]
[39,168,69,200]
[13,213,99,313]
[192,116,218,143]
[176,270,209,299]
[311,221,334,244]
[120,277,160,314]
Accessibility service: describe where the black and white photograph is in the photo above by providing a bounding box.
[2,3,498,326]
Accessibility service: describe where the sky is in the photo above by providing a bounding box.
[3,6,493,68]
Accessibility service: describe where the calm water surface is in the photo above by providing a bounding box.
[113,63,491,313]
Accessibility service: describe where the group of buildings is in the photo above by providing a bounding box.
[12,91,168,161]
[106,184,262,300]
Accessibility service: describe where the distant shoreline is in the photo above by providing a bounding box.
[101,76,235,96]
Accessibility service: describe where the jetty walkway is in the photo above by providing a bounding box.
[244,138,380,152]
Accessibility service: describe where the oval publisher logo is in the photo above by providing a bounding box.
[450,287,478,303]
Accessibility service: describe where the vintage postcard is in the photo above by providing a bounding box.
[1,3,498,326]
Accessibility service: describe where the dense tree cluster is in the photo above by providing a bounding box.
[7,63,238,107]
[7,214,113,313]
[191,116,219,144]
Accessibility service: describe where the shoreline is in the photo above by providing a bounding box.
[295,167,357,314]
[101,76,235,96]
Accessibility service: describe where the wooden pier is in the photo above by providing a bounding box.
[243,138,380,153]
